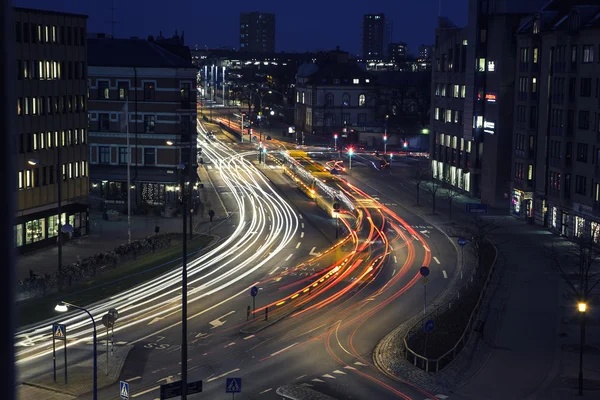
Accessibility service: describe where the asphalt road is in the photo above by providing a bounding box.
[15,120,456,400]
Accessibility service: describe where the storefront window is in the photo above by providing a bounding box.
[512,191,523,215]
[25,218,46,244]
[591,222,600,243]
[48,214,58,238]
[574,216,585,237]
[552,207,558,228]
[14,224,23,247]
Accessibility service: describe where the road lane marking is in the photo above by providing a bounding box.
[224,342,236,348]
[296,242,301,249]
[312,378,325,383]
[259,388,272,394]
[332,370,346,375]
[300,232,305,238]
[354,361,367,366]
[207,368,240,382]
[433,256,441,264]
[309,247,322,256]
[285,254,293,261]
[322,374,336,379]
[443,270,448,279]
[299,214,303,219]
[300,383,313,387]
[394,255,397,263]
[132,385,160,397]
[269,342,299,357]
[243,335,255,340]
[301,223,305,228]
[343,366,356,370]
[269,267,280,275]
[126,376,142,382]
[209,311,235,329]
[116,341,128,345]
[392,269,396,276]
[295,374,307,380]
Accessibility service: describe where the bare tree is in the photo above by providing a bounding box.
[426,176,442,214]
[414,157,430,206]
[448,215,501,271]
[442,182,462,220]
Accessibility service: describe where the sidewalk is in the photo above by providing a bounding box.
[366,170,600,399]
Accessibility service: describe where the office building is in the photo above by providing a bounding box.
[362,13,392,62]
[388,42,407,64]
[240,12,275,53]
[87,37,198,207]
[14,8,89,253]
[511,0,600,238]
[429,0,547,208]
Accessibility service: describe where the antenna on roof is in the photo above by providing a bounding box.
[105,0,119,38]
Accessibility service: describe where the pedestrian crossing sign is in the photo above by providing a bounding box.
[225,377,242,393]
[52,324,66,340]
[120,381,129,399]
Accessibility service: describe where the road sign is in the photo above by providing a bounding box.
[266,135,272,140]
[187,380,203,395]
[102,314,115,328]
[333,202,340,211]
[421,277,428,285]
[424,319,435,334]
[160,381,182,399]
[109,308,119,321]
[120,381,130,399]
[53,324,66,340]
[457,237,467,247]
[226,377,242,393]
[250,286,258,297]
[465,203,488,214]
[419,266,430,277]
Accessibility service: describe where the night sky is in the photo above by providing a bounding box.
[14,0,467,55]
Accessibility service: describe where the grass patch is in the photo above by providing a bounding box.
[17,235,214,328]
[406,241,496,366]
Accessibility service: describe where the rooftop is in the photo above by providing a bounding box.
[14,7,88,19]
[88,38,195,68]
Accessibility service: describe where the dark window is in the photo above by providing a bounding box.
[98,81,109,99]
[59,26,64,45]
[144,148,156,165]
[66,26,72,45]
[580,78,592,97]
[529,106,538,129]
[118,81,129,100]
[15,22,21,42]
[17,60,22,80]
[144,115,155,133]
[576,175,587,195]
[99,113,110,131]
[99,146,110,164]
[579,110,590,130]
[33,169,39,188]
[42,166,47,186]
[118,147,128,165]
[31,24,36,43]
[577,143,588,162]
[181,116,190,133]
[23,22,29,43]
[180,83,191,107]
[143,82,155,100]
[565,174,571,198]
[49,166,55,184]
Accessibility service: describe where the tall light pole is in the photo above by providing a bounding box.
[578,301,587,396]
[166,142,189,399]
[28,157,73,290]
[55,302,96,400]
[383,134,388,155]
[333,133,338,150]
[348,147,354,170]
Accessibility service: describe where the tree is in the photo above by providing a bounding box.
[426,175,442,214]
[442,182,462,220]
[414,157,430,206]
[448,215,501,271]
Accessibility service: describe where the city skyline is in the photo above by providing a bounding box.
[13,0,468,54]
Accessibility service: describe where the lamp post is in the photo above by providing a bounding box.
[28,157,73,290]
[166,144,190,399]
[578,301,587,396]
[348,148,354,170]
[383,134,388,155]
[55,302,97,400]
[333,133,338,150]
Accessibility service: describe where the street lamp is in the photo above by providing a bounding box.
[28,158,73,290]
[55,302,97,400]
[348,147,354,170]
[333,133,338,150]
[578,301,587,396]
[383,135,388,155]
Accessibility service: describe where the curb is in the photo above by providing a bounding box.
[239,308,297,335]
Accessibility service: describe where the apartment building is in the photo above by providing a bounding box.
[240,12,275,53]
[14,8,89,254]
[430,0,547,208]
[87,37,197,207]
[511,0,600,238]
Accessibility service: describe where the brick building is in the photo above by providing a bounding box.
[87,37,198,208]
[14,8,89,253]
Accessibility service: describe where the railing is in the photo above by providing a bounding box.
[402,240,498,372]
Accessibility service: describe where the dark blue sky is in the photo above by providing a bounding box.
[14,0,467,55]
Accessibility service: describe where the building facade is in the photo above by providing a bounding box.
[14,8,89,254]
[511,0,600,239]
[362,13,392,62]
[87,38,197,208]
[294,51,379,143]
[430,0,547,208]
[388,42,407,64]
[240,12,275,53]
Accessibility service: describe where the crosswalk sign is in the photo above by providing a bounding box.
[120,381,129,399]
[225,377,242,393]
[52,324,66,340]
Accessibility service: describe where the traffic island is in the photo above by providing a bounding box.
[19,344,133,399]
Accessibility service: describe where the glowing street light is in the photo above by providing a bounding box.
[383,135,388,155]
[578,300,587,395]
[333,133,338,149]
[578,302,587,313]
[348,147,354,170]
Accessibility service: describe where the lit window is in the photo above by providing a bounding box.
[532,77,537,93]
[477,58,486,72]
[32,97,37,115]
[435,108,440,120]
[365,79,370,83]
[446,109,452,122]
[528,165,533,180]
[359,94,366,106]
[487,61,495,72]
[26,169,32,188]
[462,39,468,46]
[353,79,359,84]
[75,162,79,178]
[533,48,539,63]
[33,133,38,150]
[18,171,23,189]
[301,92,305,104]
[460,85,466,98]
[453,85,459,98]
[474,116,484,128]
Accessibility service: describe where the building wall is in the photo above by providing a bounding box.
[88,66,197,205]
[14,8,89,253]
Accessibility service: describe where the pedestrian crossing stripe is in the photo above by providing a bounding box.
[53,324,65,339]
